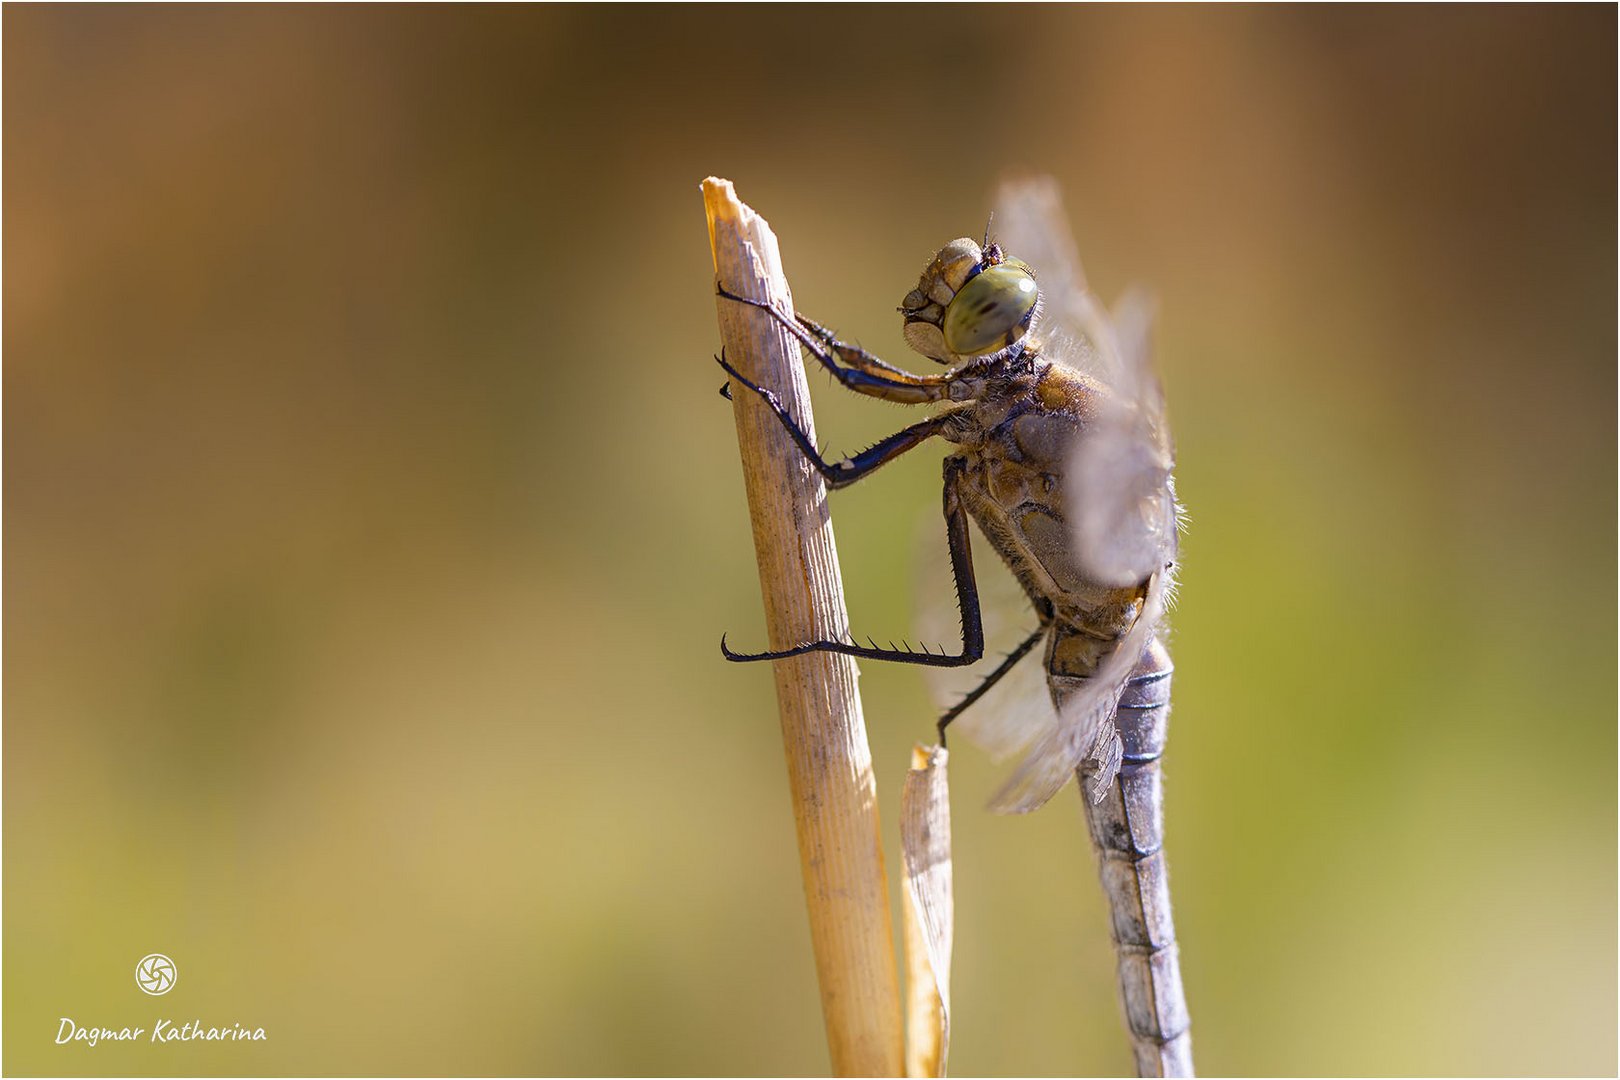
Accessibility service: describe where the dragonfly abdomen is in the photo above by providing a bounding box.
[1079,636,1193,1077]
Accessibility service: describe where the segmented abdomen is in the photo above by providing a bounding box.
[1076,636,1193,1078]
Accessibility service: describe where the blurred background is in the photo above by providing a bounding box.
[6,5,1614,1077]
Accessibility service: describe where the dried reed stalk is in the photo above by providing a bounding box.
[703,177,903,1077]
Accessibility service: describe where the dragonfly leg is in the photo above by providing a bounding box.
[936,548,1062,742]
[721,457,986,667]
[716,351,956,489]
[793,310,935,381]
[935,611,1053,746]
[717,284,951,404]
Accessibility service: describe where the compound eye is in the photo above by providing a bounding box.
[942,260,1037,356]
[919,238,984,305]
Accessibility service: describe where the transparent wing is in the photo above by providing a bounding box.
[1067,290,1180,587]
[975,177,1182,811]
[915,178,1180,814]
[990,175,1107,384]
[986,567,1169,814]
[995,175,1180,588]
[915,515,1172,815]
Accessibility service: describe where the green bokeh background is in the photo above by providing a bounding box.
[6,5,1614,1076]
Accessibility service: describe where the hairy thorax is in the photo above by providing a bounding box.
[943,354,1147,669]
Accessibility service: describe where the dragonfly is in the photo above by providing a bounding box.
[716,177,1191,1078]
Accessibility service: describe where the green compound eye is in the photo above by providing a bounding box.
[943,260,1038,356]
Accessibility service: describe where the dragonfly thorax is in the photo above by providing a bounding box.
[901,237,1039,366]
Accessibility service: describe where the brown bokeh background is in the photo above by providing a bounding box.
[6,6,1615,1077]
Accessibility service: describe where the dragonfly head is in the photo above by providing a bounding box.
[899,237,1039,365]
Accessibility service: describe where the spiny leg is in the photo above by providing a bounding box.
[932,515,1065,742]
[716,284,951,404]
[716,351,957,489]
[722,456,986,668]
